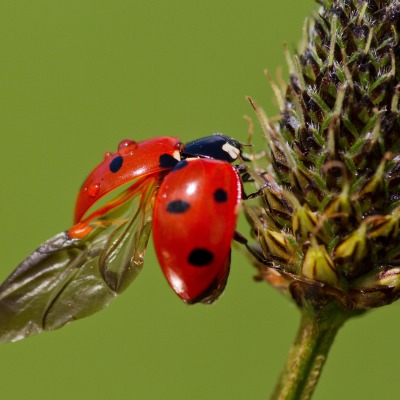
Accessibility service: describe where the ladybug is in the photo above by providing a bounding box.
[0,134,245,343]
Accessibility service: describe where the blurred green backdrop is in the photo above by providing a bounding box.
[0,1,398,399]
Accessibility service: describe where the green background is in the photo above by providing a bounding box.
[0,1,398,399]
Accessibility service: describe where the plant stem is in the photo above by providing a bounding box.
[270,305,349,400]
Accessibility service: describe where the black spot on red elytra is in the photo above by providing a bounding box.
[159,154,179,168]
[110,156,123,173]
[188,248,214,266]
[214,188,228,202]
[166,200,190,213]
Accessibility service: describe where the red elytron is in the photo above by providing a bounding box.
[0,135,244,343]
[75,136,182,222]
[153,158,242,303]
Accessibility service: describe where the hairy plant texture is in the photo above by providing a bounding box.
[244,0,400,398]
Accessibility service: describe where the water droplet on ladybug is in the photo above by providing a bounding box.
[88,183,101,198]
[118,139,138,155]
[174,142,183,150]
[103,152,113,160]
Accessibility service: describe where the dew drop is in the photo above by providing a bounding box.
[103,152,113,160]
[118,139,138,155]
[88,182,101,197]
[174,141,183,150]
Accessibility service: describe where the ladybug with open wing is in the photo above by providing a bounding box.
[0,134,247,343]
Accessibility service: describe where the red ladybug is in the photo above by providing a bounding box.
[0,134,244,342]
[153,158,242,304]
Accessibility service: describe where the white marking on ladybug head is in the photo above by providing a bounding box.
[222,142,240,160]
[173,150,181,161]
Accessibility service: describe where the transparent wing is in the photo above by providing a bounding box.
[0,176,157,343]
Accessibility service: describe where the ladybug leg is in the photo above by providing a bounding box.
[233,230,247,244]
[235,163,268,184]
[233,231,278,269]
[242,183,269,200]
[239,152,252,162]
[235,164,254,183]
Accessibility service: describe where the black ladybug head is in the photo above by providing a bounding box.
[183,133,243,163]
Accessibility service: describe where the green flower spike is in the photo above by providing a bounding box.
[243,1,400,398]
